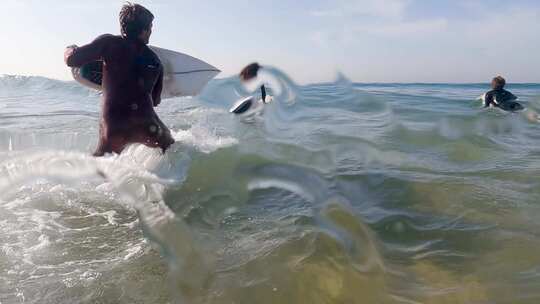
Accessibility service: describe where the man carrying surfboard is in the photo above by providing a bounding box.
[64,3,174,156]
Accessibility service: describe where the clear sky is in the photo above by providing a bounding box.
[1,0,539,83]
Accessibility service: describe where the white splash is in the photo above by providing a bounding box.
[172,125,238,154]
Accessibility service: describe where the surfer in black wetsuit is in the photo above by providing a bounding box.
[64,3,174,156]
[484,76,522,111]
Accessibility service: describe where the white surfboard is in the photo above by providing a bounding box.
[151,46,220,98]
[71,45,220,99]
[229,95,273,115]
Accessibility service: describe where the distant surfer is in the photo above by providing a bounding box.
[482,76,523,111]
[230,62,271,114]
[64,3,174,156]
[240,63,267,101]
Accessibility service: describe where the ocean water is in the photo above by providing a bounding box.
[1,71,540,304]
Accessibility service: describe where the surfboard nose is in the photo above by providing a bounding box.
[230,96,254,114]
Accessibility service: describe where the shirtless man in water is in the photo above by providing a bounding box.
[64,3,174,156]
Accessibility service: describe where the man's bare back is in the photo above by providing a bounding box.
[64,4,174,156]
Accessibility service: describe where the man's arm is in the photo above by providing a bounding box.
[152,68,164,107]
[261,85,267,103]
[64,34,113,68]
[484,92,495,108]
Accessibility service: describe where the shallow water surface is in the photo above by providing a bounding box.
[1,73,540,303]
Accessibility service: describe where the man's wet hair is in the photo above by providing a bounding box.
[240,62,261,81]
[119,2,154,39]
[492,76,506,89]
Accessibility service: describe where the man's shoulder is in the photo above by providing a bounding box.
[495,88,513,96]
[93,34,122,44]
[144,46,161,62]
[500,89,517,99]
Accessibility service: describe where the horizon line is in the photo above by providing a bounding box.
[2,73,539,86]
